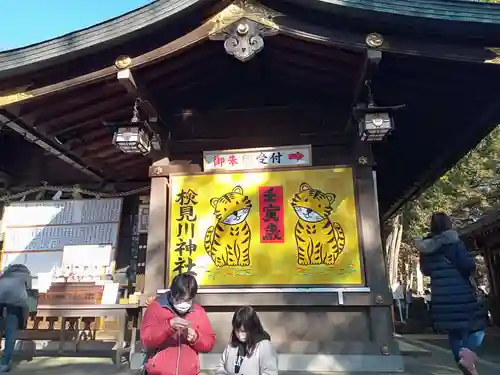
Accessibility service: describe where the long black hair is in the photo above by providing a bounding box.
[430,212,453,236]
[230,306,269,356]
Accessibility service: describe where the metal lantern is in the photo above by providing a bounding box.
[106,98,161,155]
[354,104,405,142]
[359,112,393,142]
[112,124,151,155]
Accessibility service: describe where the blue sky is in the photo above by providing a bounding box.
[0,0,153,51]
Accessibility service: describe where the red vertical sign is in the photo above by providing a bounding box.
[258,186,285,243]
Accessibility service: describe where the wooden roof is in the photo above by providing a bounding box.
[459,212,500,254]
[2,0,500,219]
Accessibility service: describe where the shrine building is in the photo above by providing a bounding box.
[1,0,500,372]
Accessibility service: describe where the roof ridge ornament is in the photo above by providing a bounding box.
[365,33,384,48]
[115,55,132,70]
[485,48,500,64]
[208,0,282,62]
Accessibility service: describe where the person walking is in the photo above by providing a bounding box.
[392,280,405,323]
[423,289,431,312]
[405,286,413,321]
[416,212,486,375]
[423,288,438,332]
[0,264,32,372]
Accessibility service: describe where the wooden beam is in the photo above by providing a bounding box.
[277,15,500,64]
[0,18,216,108]
[145,60,226,92]
[78,128,111,145]
[36,95,131,131]
[47,107,131,137]
[84,144,120,159]
[7,180,149,192]
[169,132,348,150]
[117,68,138,95]
[101,151,139,165]
[267,34,361,66]
[140,45,219,81]
[0,168,14,188]
[264,48,360,80]
[111,157,149,173]
[0,109,105,181]
[82,130,351,163]
[149,160,201,177]
[22,82,124,122]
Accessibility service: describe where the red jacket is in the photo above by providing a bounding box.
[140,294,216,375]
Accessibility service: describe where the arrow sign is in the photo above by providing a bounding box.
[288,152,304,161]
[203,145,311,171]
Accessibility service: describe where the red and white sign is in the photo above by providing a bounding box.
[258,186,285,244]
[203,145,312,171]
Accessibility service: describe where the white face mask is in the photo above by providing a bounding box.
[236,332,247,342]
[174,302,192,313]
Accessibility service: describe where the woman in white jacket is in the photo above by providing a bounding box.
[217,306,278,375]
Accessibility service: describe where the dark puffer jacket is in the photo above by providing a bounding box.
[416,230,485,332]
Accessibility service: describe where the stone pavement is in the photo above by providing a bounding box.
[9,357,127,375]
[5,334,500,375]
[412,334,500,365]
[400,334,500,375]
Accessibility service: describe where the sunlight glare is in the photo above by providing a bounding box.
[215,172,267,187]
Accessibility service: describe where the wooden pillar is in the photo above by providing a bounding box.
[484,248,495,294]
[489,250,500,325]
[355,166,396,354]
[143,158,170,301]
[143,159,202,302]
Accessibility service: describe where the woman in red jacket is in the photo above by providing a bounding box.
[141,272,216,375]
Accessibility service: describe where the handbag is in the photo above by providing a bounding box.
[27,289,39,313]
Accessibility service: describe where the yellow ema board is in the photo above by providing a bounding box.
[168,167,363,286]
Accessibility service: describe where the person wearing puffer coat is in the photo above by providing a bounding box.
[140,272,216,375]
[415,213,485,375]
[0,264,32,372]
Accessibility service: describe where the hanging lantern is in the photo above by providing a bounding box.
[354,105,405,142]
[112,124,151,155]
[106,98,160,155]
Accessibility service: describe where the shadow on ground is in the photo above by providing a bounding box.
[418,335,500,365]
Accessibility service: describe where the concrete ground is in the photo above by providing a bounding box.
[6,334,500,375]
[9,357,127,375]
[400,334,500,375]
[409,334,500,365]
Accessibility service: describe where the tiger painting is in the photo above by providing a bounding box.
[290,182,346,266]
[204,186,252,267]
